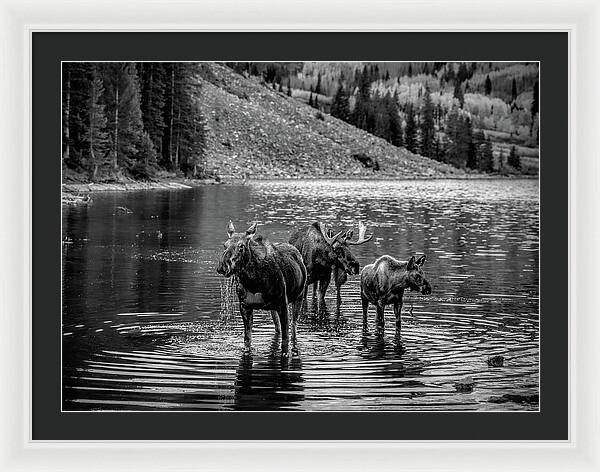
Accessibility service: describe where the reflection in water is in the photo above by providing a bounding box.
[62,179,539,411]
[233,335,304,411]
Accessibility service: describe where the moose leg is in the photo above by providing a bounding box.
[240,303,254,352]
[277,301,290,355]
[393,301,403,333]
[361,295,369,331]
[291,298,302,343]
[318,277,330,314]
[311,283,318,313]
[271,310,281,335]
[375,303,385,333]
[336,285,342,316]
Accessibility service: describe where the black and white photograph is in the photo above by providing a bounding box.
[61,61,540,412]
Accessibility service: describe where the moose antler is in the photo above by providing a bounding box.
[318,222,344,246]
[227,220,236,237]
[347,221,373,245]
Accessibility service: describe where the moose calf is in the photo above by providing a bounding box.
[360,254,432,333]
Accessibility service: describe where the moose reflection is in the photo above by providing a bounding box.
[233,334,304,410]
[361,254,432,332]
[289,221,372,315]
[216,221,306,352]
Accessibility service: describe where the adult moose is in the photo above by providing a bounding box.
[216,221,307,353]
[289,221,372,315]
[360,254,432,333]
[330,222,373,313]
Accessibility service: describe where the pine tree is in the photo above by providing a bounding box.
[138,63,166,156]
[287,78,292,97]
[445,64,455,83]
[465,118,477,170]
[374,96,390,141]
[531,79,539,117]
[314,95,319,110]
[433,134,445,162]
[508,145,521,170]
[352,66,372,129]
[388,91,403,147]
[308,92,314,107]
[453,81,465,108]
[404,104,418,153]
[485,74,492,95]
[419,84,435,158]
[100,62,145,172]
[315,72,322,95]
[478,138,495,172]
[170,63,206,175]
[86,66,110,180]
[63,63,97,170]
[457,62,469,83]
[531,79,539,139]
[445,106,469,168]
[331,81,350,121]
[511,78,518,102]
[472,128,486,171]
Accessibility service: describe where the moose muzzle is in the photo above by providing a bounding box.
[421,280,432,295]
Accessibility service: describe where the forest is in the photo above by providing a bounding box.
[62,62,206,181]
[228,61,539,174]
[62,61,539,182]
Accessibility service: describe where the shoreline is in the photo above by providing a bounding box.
[62,174,538,197]
[62,178,220,195]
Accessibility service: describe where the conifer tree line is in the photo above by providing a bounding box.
[232,62,534,173]
[326,65,523,173]
[62,62,206,181]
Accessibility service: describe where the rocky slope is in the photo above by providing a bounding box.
[197,64,465,180]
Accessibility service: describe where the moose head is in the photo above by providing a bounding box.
[322,221,373,275]
[216,221,258,277]
[404,254,432,295]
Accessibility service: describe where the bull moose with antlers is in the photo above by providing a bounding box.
[216,221,307,353]
[289,221,372,315]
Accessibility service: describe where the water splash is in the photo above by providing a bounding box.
[220,276,238,319]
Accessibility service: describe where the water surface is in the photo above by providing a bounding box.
[62,179,539,411]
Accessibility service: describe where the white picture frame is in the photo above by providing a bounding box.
[1,0,598,470]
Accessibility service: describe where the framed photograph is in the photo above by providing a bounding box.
[1,0,598,470]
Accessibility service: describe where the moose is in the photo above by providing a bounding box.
[216,221,307,352]
[289,221,372,315]
[360,254,432,333]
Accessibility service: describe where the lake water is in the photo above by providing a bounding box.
[62,179,539,411]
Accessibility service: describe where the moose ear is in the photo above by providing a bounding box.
[407,256,416,271]
[416,254,427,266]
[227,220,235,237]
[245,222,257,238]
[344,229,354,241]
[326,228,334,238]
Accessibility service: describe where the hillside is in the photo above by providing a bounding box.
[197,64,464,180]
[231,62,539,175]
